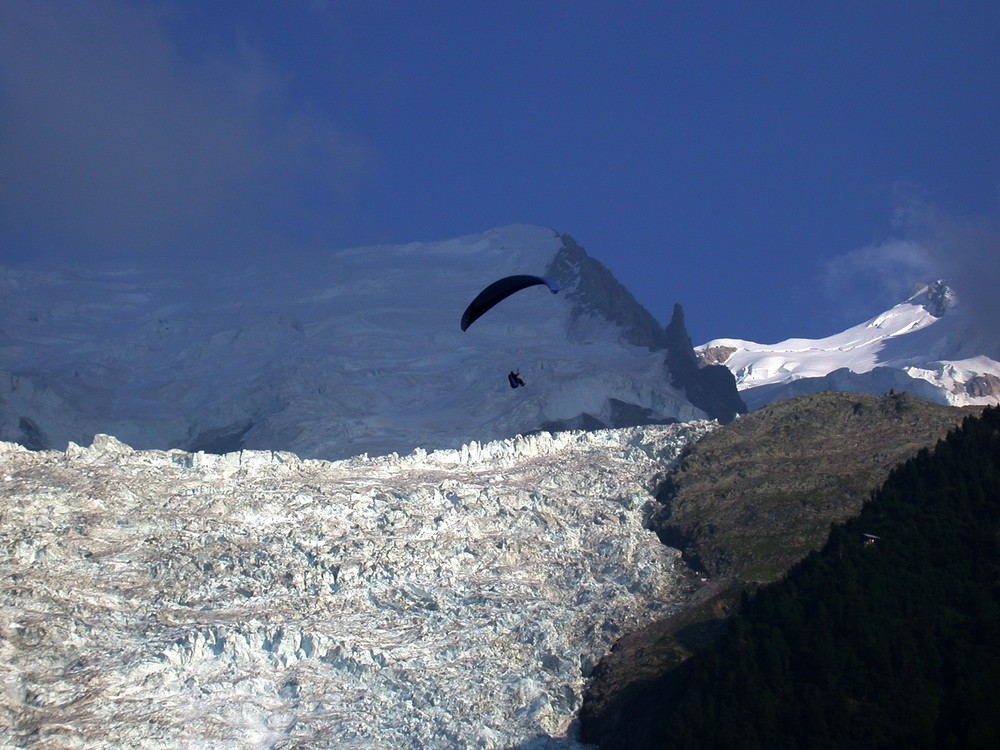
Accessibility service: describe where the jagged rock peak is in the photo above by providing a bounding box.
[664,303,697,367]
[663,303,746,425]
[546,234,669,350]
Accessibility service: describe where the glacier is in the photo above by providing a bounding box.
[0,420,715,749]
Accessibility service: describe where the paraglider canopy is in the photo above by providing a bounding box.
[460,275,560,331]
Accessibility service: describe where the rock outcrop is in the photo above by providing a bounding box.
[965,373,1000,398]
[663,303,746,424]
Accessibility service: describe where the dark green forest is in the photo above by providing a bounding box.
[642,405,1000,749]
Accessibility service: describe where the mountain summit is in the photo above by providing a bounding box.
[699,280,1000,410]
[1,225,742,459]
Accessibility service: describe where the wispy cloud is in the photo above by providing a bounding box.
[911,208,1000,337]
[0,1,365,265]
[821,237,939,315]
[821,199,1000,331]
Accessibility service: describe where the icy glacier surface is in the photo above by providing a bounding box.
[0,421,714,749]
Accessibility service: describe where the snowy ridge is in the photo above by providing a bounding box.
[699,282,1000,410]
[1,420,715,749]
[0,225,701,460]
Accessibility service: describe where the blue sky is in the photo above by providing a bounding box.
[2,1,998,344]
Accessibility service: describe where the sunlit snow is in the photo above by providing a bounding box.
[700,282,1000,409]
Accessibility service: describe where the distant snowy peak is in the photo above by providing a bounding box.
[698,281,1000,410]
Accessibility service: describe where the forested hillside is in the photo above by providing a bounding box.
[581,392,978,748]
[622,406,1000,749]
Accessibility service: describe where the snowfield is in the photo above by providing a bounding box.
[1,420,715,749]
[700,281,1000,410]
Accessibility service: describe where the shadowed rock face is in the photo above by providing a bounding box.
[546,234,670,351]
[663,303,746,424]
[966,373,1000,397]
[580,391,981,750]
[544,235,747,427]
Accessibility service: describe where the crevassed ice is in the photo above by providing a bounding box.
[1,420,715,749]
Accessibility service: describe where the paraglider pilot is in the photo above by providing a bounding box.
[508,370,526,389]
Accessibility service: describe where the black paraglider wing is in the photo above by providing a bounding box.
[460,275,559,331]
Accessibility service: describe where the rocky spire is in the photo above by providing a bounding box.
[663,303,746,424]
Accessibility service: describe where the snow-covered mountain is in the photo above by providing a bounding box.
[0,421,715,749]
[698,281,1000,410]
[0,225,739,460]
